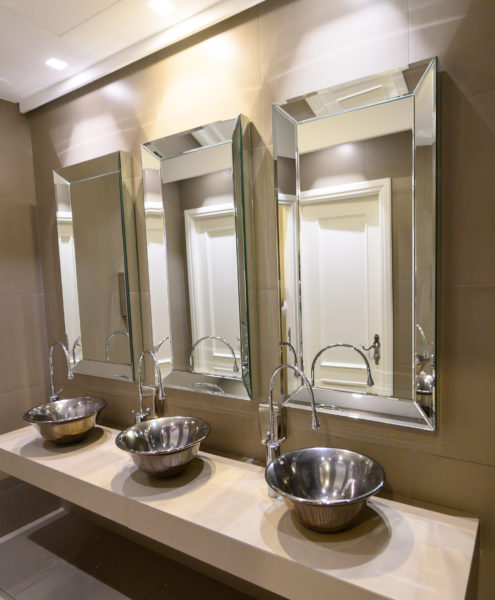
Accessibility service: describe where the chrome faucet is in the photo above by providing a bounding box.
[262,364,320,490]
[153,336,170,355]
[105,330,129,361]
[310,343,374,388]
[49,340,74,402]
[134,350,166,424]
[189,336,239,373]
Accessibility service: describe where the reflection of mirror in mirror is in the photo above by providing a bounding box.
[274,58,437,430]
[54,152,142,381]
[141,115,257,400]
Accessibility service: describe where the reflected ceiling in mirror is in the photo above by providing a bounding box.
[54,151,142,381]
[274,58,437,430]
[141,115,257,400]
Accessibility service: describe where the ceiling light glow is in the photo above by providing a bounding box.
[149,0,175,16]
[46,58,68,71]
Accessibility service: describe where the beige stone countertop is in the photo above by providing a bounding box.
[0,426,478,600]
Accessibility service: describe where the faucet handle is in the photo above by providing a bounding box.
[49,388,63,402]
[132,408,151,424]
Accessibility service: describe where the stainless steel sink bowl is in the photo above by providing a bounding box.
[265,447,385,532]
[115,416,211,477]
[23,397,106,443]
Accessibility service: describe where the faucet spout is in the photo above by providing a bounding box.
[310,343,375,388]
[266,363,320,462]
[135,349,166,424]
[189,336,239,374]
[49,340,74,402]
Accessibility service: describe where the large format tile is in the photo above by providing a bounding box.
[0,293,48,396]
[147,566,253,600]
[0,197,43,297]
[16,562,129,600]
[0,387,48,436]
[0,100,36,200]
[258,0,409,145]
[72,531,180,599]
[409,0,495,98]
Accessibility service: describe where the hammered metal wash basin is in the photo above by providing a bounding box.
[115,416,211,477]
[265,447,385,532]
[23,397,106,443]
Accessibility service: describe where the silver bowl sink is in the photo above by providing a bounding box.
[265,447,385,532]
[23,397,106,444]
[115,416,211,477]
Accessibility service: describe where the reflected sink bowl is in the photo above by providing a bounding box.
[265,447,385,532]
[115,416,211,477]
[23,397,106,444]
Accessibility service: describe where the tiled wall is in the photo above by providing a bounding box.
[23,0,495,596]
[0,99,48,435]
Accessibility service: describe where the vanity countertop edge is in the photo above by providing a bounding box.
[0,426,478,600]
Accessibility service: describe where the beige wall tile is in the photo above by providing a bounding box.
[0,197,43,296]
[0,294,48,395]
[0,100,36,199]
[0,386,47,435]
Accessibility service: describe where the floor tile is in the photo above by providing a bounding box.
[15,562,129,600]
[146,566,253,600]
[72,531,181,599]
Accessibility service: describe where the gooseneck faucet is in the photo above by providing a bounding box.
[134,350,166,424]
[105,330,130,361]
[189,336,239,373]
[72,336,81,365]
[310,343,375,388]
[49,340,74,402]
[265,364,320,467]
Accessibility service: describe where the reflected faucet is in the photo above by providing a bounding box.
[189,336,239,373]
[264,363,320,468]
[310,343,374,388]
[105,330,130,361]
[49,340,74,402]
[134,350,166,424]
[72,336,81,365]
[153,336,170,355]
[279,341,298,367]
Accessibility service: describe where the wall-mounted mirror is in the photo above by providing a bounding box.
[54,151,142,381]
[274,58,437,430]
[141,115,257,400]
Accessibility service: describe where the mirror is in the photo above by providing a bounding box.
[141,115,257,400]
[54,151,142,381]
[274,58,437,430]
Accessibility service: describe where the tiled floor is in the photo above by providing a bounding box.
[0,478,252,599]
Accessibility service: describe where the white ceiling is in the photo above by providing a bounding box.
[0,0,264,113]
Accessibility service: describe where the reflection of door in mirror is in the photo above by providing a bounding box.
[141,115,257,400]
[185,203,240,377]
[275,58,437,430]
[143,167,172,377]
[54,152,141,381]
[298,179,393,396]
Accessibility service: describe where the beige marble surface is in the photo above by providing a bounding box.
[0,426,478,600]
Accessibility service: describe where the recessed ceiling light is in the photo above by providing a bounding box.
[148,0,175,16]
[46,58,68,71]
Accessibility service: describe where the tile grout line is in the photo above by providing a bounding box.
[0,507,65,546]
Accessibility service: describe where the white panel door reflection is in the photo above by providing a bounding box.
[300,179,393,396]
[185,204,241,377]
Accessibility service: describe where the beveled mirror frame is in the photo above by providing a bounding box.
[273,58,437,430]
[53,151,142,382]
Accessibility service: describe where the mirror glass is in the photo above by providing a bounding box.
[141,115,257,400]
[54,151,142,381]
[274,58,437,429]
